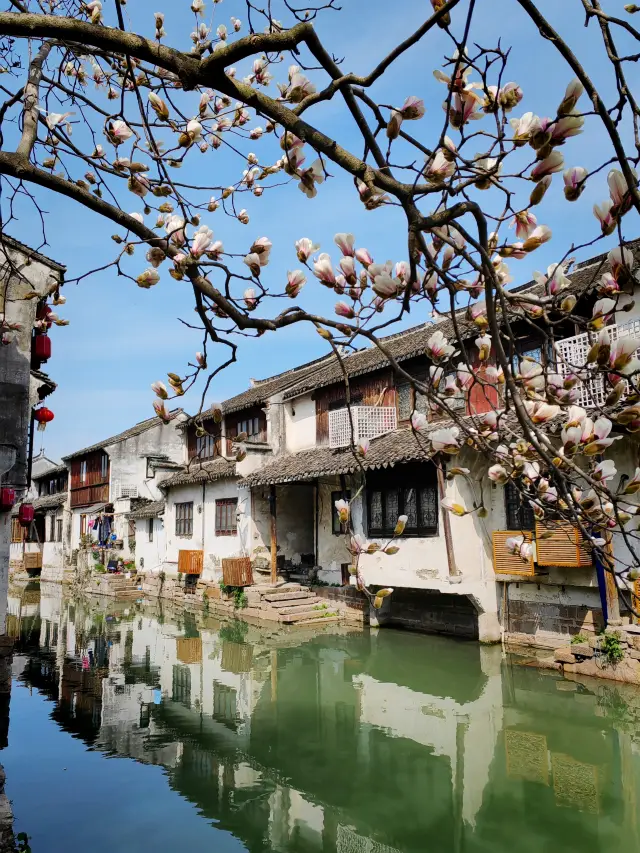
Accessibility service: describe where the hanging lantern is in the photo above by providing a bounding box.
[33,334,51,363]
[0,488,15,511]
[34,406,54,432]
[36,303,51,322]
[18,503,34,527]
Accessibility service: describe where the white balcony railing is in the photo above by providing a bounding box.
[555,318,640,408]
[328,406,397,449]
[113,482,139,499]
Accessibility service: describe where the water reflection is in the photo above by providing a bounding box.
[4,581,640,853]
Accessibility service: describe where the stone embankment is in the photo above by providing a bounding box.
[534,625,640,685]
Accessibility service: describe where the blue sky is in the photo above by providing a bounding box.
[7,0,640,460]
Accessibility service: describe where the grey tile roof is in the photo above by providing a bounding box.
[63,409,185,460]
[158,457,236,489]
[238,427,438,488]
[33,492,67,511]
[127,500,165,520]
[1,233,67,272]
[33,463,67,480]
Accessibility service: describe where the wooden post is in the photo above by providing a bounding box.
[603,534,621,625]
[437,464,460,578]
[269,485,277,585]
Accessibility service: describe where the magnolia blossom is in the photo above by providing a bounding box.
[286,72,317,103]
[473,155,501,189]
[136,268,160,288]
[237,210,250,225]
[153,401,171,424]
[608,168,633,209]
[456,363,474,390]
[583,417,621,454]
[286,269,306,298]
[522,225,552,252]
[511,210,537,240]
[593,459,617,482]
[45,110,74,130]
[243,253,262,276]
[425,149,456,183]
[411,412,428,431]
[559,78,584,115]
[608,246,634,279]
[590,297,616,329]
[623,468,640,495]
[295,237,319,263]
[524,401,560,423]
[107,119,133,145]
[505,534,533,561]
[485,365,504,385]
[165,215,186,246]
[334,233,355,257]
[531,150,564,181]
[371,264,402,298]
[334,499,350,525]
[533,262,570,295]
[488,464,509,484]
[498,81,523,111]
[467,338,489,371]
[195,352,206,368]
[509,111,540,144]
[610,337,640,370]
[563,166,588,201]
[313,253,336,286]
[357,437,370,456]
[400,95,425,119]
[148,92,169,120]
[191,225,213,258]
[151,381,168,399]
[431,427,461,454]
[441,498,467,516]
[426,330,455,362]
[593,199,617,236]
[335,301,355,319]
[550,111,584,144]
[298,159,324,198]
[449,88,483,128]
[467,302,488,328]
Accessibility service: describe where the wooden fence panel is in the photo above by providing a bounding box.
[492,531,535,576]
[535,522,592,567]
[178,550,204,575]
[222,557,253,587]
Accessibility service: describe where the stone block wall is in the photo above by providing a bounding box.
[384,588,479,639]
[505,595,605,648]
[312,585,368,625]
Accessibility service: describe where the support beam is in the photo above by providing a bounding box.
[269,484,277,585]
[437,464,459,578]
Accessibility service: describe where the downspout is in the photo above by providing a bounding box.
[314,479,319,567]
[437,461,460,579]
[201,481,206,552]
[25,413,35,493]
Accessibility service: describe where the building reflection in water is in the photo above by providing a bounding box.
[4,581,640,853]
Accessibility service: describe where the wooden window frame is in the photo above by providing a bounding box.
[331,489,351,535]
[49,514,56,543]
[504,481,536,531]
[215,498,238,536]
[80,514,87,537]
[80,460,87,484]
[100,453,109,481]
[56,519,63,543]
[366,464,439,538]
[11,518,23,544]
[175,502,194,537]
[148,517,154,543]
[195,431,217,459]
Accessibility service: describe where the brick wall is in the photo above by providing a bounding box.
[505,597,604,648]
[386,588,479,639]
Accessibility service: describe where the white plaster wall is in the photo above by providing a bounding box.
[162,478,249,580]
[284,395,316,453]
[135,516,166,574]
[251,483,315,565]
[317,479,351,584]
[105,415,188,504]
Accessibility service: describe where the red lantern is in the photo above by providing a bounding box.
[34,406,54,432]
[18,503,34,527]
[36,303,51,321]
[0,489,15,511]
[33,335,51,362]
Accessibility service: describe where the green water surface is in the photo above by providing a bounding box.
[3,586,640,853]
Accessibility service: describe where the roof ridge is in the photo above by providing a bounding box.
[62,408,185,460]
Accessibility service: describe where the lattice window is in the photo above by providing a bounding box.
[505,481,536,531]
[114,483,138,499]
[367,463,438,537]
[331,489,351,535]
[556,319,640,408]
[329,406,397,449]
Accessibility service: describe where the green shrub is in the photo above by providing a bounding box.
[601,633,625,666]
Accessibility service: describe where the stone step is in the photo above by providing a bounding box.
[263,591,313,603]
[293,616,342,627]
[276,601,326,615]
[280,608,339,623]
[275,596,322,610]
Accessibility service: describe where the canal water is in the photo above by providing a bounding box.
[2,583,640,852]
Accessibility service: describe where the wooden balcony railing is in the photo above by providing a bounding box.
[556,318,640,408]
[70,483,110,508]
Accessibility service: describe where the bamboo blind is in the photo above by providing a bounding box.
[176,637,202,664]
[178,550,204,575]
[221,641,253,674]
[222,557,253,587]
[535,522,592,567]
[492,531,535,576]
